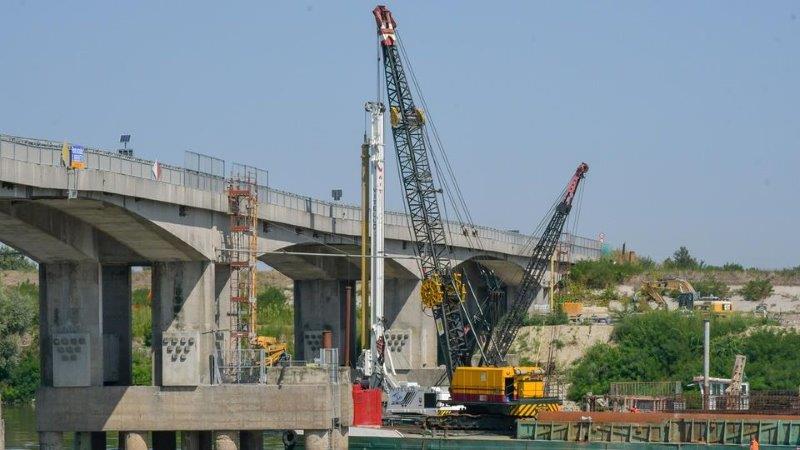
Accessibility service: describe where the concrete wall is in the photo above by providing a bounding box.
[36,368,353,432]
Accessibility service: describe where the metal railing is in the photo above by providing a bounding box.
[0,133,602,260]
[609,381,683,397]
[212,348,340,385]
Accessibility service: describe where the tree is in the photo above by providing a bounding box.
[739,279,773,302]
[664,246,699,270]
[0,246,36,271]
[0,283,39,402]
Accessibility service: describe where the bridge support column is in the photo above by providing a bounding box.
[213,431,238,450]
[293,280,356,364]
[39,432,63,450]
[152,262,215,386]
[304,428,348,450]
[122,432,148,450]
[39,262,104,387]
[383,278,438,369]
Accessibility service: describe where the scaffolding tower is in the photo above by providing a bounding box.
[226,165,260,352]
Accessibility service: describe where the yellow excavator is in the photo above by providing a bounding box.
[253,335,288,366]
[633,278,732,313]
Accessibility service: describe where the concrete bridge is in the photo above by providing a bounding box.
[0,134,600,449]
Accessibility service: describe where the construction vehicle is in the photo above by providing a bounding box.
[634,277,698,310]
[252,335,288,366]
[373,5,588,427]
[633,277,733,313]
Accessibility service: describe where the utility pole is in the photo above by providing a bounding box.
[365,101,387,388]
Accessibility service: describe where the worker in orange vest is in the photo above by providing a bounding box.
[750,436,759,450]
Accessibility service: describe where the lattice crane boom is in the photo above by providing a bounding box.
[374,5,470,378]
[486,163,589,365]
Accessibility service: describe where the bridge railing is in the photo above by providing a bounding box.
[0,133,602,261]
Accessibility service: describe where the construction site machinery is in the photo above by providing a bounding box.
[448,163,588,420]
[253,335,288,366]
[634,277,698,310]
[374,5,471,379]
[634,277,732,312]
[482,162,589,367]
[374,5,588,425]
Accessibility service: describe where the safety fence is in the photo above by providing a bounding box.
[518,418,800,446]
[596,390,800,415]
[212,348,340,385]
[0,134,602,260]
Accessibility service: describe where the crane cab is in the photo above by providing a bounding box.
[450,366,560,417]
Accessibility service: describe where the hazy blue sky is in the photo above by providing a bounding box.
[1,2,798,268]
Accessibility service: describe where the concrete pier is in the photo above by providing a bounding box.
[38,432,62,450]
[213,431,238,450]
[305,428,348,450]
[122,432,148,450]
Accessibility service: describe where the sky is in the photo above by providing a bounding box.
[0,1,798,269]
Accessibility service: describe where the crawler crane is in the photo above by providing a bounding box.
[374,5,589,427]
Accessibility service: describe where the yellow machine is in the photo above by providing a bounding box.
[697,300,733,313]
[635,278,697,310]
[451,366,560,418]
[634,278,733,313]
[253,336,288,366]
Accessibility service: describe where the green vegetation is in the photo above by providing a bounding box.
[0,246,36,271]
[132,347,152,386]
[567,311,789,400]
[739,279,774,302]
[524,303,568,326]
[663,246,701,270]
[131,287,153,385]
[568,258,646,289]
[0,282,40,403]
[256,286,294,354]
[692,276,730,298]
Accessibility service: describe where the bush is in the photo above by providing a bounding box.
[568,258,645,289]
[722,263,745,272]
[567,311,780,400]
[0,283,39,403]
[132,305,152,347]
[524,303,568,326]
[739,279,773,301]
[692,277,730,298]
[132,347,152,386]
[256,286,294,353]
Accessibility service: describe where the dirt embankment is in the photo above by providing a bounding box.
[511,324,614,368]
[0,270,37,287]
[627,270,800,286]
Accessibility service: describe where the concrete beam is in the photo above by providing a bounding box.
[35,377,353,431]
[39,199,208,262]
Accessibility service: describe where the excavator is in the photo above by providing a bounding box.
[633,277,732,313]
[373,4,589,428]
